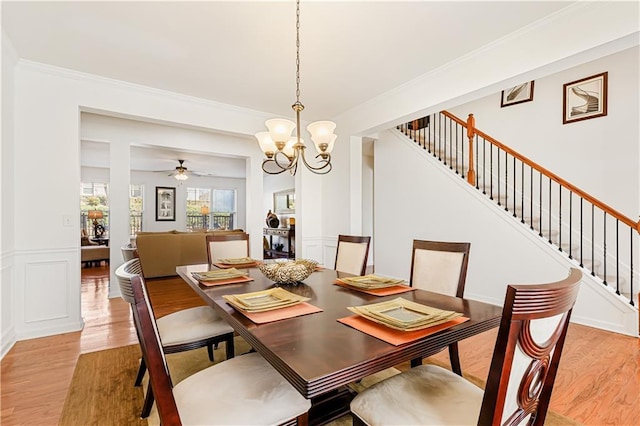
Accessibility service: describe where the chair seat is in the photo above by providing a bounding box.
[156,306,234,346]
[350,365,483,426]
[173,352,311,425]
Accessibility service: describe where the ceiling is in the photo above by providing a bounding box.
[3,1,574,176]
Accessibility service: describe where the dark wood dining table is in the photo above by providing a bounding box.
[176,264,502,425]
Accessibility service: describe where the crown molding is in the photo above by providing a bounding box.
[15,59,272,120]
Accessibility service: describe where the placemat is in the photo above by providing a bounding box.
[231,302,323,324]
[334,280,415,296]
[337,315,469,346]
[198,276,254,287]
[212,261,260,269]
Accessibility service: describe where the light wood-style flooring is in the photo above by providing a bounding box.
[1,264,638,425]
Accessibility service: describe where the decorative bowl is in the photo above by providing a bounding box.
[259,259,318,284]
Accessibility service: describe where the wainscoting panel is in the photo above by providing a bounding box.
[323,241,338,271]
[25,261,69,322]
[301,236,336,268]
[14,248,83,340]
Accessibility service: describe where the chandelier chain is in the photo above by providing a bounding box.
[295,0,301,105]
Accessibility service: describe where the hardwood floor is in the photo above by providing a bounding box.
[1,264,638,425]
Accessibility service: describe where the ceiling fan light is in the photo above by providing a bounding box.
[175,171,188,181]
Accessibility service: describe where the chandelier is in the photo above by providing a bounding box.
[255,0,336,175]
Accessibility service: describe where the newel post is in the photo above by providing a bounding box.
[466,114,476,186]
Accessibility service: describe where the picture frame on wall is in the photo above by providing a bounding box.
[155,186,176,221]
[563,72,608,124]
[500,81,534,107]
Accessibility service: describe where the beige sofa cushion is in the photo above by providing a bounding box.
[135,229,244,279]
[81,245,110,262]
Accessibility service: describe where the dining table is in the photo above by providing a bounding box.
[176,263,503,426]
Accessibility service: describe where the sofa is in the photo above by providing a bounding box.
[134,229,245,278]
[81,234,110,267]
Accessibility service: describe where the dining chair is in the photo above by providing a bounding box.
[115,258,235,418]
[409,239,471,374]
[130,274,311,426]
[206,232,250,263]
[334,234,371,276]
[350,268,582,426]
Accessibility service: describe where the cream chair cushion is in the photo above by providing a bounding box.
[173,352,311,425]
[156,306,234,346]
[350,364,482,426]
[412,249,465,296]
[335,241,368,275]
[208,240,248,262]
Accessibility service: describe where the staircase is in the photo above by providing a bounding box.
[399,112,639,313]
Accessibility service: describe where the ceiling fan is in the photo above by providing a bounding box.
[157,159,216,181]
[153,159,195,181]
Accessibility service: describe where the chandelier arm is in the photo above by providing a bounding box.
[298,147,332,174]
[262,159,289,175]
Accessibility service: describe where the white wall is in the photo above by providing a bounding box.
[448,46,640,220]
[1,31,18,357]
[375,130,637,335]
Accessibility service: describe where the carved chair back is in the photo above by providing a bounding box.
[479,268,582,425]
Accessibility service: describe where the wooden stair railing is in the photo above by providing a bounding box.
[399,111,639,313]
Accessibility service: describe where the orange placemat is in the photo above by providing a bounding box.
[231,302,323,324]
[213,261,260,269]
[334,280,415,296]
[337,315,469,346]
[198,276,254,287]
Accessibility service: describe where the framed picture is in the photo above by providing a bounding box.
[501,81,535,107]
[563,72,608,124]
[155,186,176,221]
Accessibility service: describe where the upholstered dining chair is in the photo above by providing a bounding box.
[409,239,471,374]
[206,232,250,264]
[120,243,138,261]
[115,258,235,418]
[334,234,371,276]
[130,274,311,425]
[351,268,582,426]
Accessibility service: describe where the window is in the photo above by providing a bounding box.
[130,184,143,236]
[212,189,236,230]
[185,187,236,230]
[80,182,109,237]
[212,189,236,213]
[186,187,211,231]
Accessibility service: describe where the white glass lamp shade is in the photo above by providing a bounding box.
[266,118,296,144]
[175,171,189,181]
[283,137,299,158]
[324,134,337,154]
[255,132,277,156]
[308,121,337,154]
